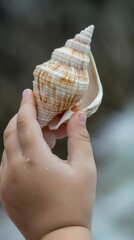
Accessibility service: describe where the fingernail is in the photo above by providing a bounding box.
[78,112,87,126]
[22,89,31,97]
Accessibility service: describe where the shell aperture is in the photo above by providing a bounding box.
[33,25,103,129]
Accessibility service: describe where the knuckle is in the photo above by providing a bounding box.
[79,129,90,142]
[17,114,28,131]
[3,128,13,140]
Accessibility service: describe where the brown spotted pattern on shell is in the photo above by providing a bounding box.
[33,25,103,129]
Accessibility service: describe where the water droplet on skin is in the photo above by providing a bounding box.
[41,167,49,173]
[24,157,31,169]
[26,157,30,162]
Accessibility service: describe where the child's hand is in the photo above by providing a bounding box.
[0,89,96,240]
[42,122,67,149]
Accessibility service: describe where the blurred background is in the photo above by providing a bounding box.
[0,0,133,239]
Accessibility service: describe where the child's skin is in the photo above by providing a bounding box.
[0,89,97,240]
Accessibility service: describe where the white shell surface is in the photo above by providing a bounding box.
[33,25,103,129]
[48,50,103,130]
[33,25,95,128]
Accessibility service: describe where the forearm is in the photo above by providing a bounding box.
[42,226,92,240]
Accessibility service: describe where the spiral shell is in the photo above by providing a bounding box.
[33,25,103,129]
[33,25,96,128]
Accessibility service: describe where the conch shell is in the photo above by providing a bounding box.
[33,25,103,129]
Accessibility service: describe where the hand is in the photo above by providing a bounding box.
[0,89,96,240]
[42,122,67,149]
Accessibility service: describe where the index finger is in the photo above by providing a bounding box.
[3,114,21,159]
[17,89,51,155]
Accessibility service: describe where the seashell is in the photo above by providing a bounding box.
[33,25,103,130]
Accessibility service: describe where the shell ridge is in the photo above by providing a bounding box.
[33,25,97,128]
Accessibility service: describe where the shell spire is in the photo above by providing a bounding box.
[33,25,95,128]
[52,25,94,70]
[67,25,94,54]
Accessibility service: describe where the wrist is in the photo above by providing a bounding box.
[41,226,92,240]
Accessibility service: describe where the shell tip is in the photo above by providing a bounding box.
[87,25,95,32]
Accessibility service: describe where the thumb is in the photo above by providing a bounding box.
[67,112,94,167]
